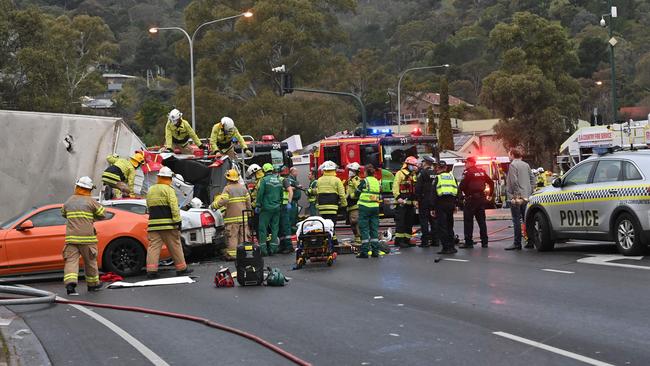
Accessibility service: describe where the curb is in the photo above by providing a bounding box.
[0,306,51,366]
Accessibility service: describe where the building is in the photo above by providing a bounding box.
[81,73,137,113]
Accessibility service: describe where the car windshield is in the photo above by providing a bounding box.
[382,144,418,171]
[0,207,37,229]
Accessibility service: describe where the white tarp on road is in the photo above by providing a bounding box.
[0,110,145,221]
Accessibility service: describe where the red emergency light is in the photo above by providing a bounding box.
[262,135,276,142]
[411,127,422,136]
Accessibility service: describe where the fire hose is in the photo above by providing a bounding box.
[0,285,311,366]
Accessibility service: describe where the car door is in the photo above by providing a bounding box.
[586,159,623,235]
[552,161,596,236]
[3,208,67,273]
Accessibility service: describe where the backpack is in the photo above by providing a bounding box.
[214,267,235,288]
[265,267,289,287]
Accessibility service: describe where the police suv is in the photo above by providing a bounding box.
[525,148,650,255]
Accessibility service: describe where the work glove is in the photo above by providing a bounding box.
[245,149,253,157]
[286,203,293,210]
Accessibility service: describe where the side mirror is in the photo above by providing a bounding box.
[17,220,34,231]
[552,178,562,188]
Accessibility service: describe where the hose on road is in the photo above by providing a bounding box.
[0,285,312,366]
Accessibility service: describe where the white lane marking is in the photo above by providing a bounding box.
[541,269,575,274]
[443,258,469,262]
[493,331,614,366]
[577,254,649,270]
[65,300,169,366]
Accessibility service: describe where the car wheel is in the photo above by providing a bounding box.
[530,211,555,252]
[103,238,146,277]
[614,213,646,256]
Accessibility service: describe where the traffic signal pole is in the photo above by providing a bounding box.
[290,87,367,137]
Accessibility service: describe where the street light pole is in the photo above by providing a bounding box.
[397,64,449,134]
[601,1,617,124]
[149,11,252,131]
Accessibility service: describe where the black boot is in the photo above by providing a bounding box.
[146,272,159,279]
[176,268,194,276]
[418,237,431,248]
[87,283,104,292]
[66,283,78,296]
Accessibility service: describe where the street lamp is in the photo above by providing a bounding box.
[149,11,253,130]
[397,64,450,134]
[599,1,618,124]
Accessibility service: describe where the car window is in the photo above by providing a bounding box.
[563,162,595,186]
[623,161,642,181]
[1,207,36,229]
[111,203,147,215]
[322,146,341,167]
[28,208,67,228]
[592,160,622,183]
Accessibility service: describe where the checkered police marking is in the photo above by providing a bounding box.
[530,185,650,206]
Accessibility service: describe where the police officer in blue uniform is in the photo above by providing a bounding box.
[458,156,494,248]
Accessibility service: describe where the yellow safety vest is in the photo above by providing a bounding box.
[146,184,181,231]
[436,173,458,197]
[359,177,381,208]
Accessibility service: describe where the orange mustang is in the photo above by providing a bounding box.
[0,204,169,277]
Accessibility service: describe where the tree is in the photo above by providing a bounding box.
[438,77,453,150]
[426,105,436,136]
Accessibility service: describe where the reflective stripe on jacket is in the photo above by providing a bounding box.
[358,177,381,208]
[146,184,181,231]
[211,183,251,224]
[307,180,317,203]
[61,195,105,244]
[436,173,458,197]
[102,157,136,192]
[316,171,347,215]
[346,175,361,211]
[393,168,416,204]
[209,123,248,153]
[165,119,201,148]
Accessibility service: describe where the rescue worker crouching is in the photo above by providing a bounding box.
[278,166,295,254]
[61,176,106,295]
[434,162,459,255]
[316,160,347,246]
[164,108,206,154]
[355,164,381,258]
[101,152,145,199]
[210,117,252,160]
[145,167,192,278]
[256,163,284,256]
[393,156,419,248]
[458,156,493,249]
[345,162,362,245]
[211,169,252,261]
[415,156,439,248]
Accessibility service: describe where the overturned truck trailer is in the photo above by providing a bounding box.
[0,110,145,221]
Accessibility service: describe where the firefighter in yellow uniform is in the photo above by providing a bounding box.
[164,108,206,154]
[345,162,362,244]
[145,167,192,278]
[393,156,419,248]
[61,176,105,295]
[210,117,253,160]
[101,152,145,199]
[316,160,347,245]
[211,169,252,260]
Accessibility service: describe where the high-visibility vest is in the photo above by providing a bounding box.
[359,177,381,208]
[316,172,346,215]
[280,177,290,205]
[346,175,361,211]
[146,184,181,231]
[436,173,458,197]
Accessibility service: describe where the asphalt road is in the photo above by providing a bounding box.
[7,219,650,366]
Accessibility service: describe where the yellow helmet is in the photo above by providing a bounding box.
[130,152,145,167]
[225,169,240,181]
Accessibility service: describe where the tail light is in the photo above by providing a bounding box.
[201,212,215,227]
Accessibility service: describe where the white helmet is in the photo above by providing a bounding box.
[221,117,235,132]
[246,164,262,177]
[190,197,203,208]
[347,162,361,171]
[158,167,174,177]
[75,176,94,189]
[168,109,182,123]
[537,167,544,173]
[320,160,337,171]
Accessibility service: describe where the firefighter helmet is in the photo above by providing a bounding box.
[320,160,337,171]
[75,176,94,190]
[158,167,174,177]
[130,152,145,167]
[225,169,240,181]
[262,163,274,173]
[168,109,182,123]
[221,117,235,132]
[405,156,418,166]
[246,164,262,178]
[347,162,361,171]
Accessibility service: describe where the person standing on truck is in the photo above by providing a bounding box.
[61,176,105,295]
[345,162,362,245]
[101,152,145,199]
[256,163,284,256]
[504,148,536,251]
[434,162,459,255]
[210,117,253,160]
[211,169,252,260]
[316,160,347,245]
[355,164,382,258]
[415,156,438,248]
[393,156,419,248]
[458,156,494,249]
[145,167,192,279]
[278,166,295,254]
[307,169,319,216]
[164,108,206,154]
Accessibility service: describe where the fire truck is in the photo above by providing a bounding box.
[310,128,438,217]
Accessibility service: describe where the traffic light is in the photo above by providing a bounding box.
[281,73,293,95]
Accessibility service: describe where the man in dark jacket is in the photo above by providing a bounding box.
[458,156,494,248]
[415,156,438,247]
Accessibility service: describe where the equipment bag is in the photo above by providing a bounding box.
[214,267,235,288]
[265,267,289,287]
[236,244,264,286]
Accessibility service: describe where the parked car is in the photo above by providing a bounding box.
[0,204,169,277]
[101,198,225,257]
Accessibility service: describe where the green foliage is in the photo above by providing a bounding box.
[426,105,436,135]
[438,77,454,151]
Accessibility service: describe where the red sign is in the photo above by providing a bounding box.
[578,132,613,143]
